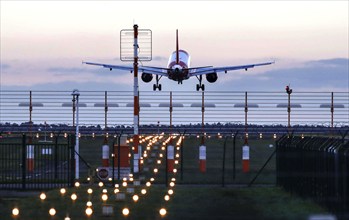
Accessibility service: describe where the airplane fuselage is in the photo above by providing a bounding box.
[167,50,190,83]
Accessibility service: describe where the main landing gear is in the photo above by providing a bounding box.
[196,75,205,91]
[153,75,162,91]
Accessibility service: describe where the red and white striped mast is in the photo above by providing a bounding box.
[133,24,140,173]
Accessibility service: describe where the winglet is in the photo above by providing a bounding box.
[176,29,179,64]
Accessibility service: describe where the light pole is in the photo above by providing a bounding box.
[72,89,80,179]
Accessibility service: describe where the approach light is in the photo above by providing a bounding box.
[102,194,108,201]
[71,193,77,201]
[132,195,139,202]
[122,208,130,216]
[168,189,174,195]
[85,207,93,216]
[12,208,19,216]
[60,188,66,195]
[40,193,46,201]
[159,208,167,216]
[49,208,56,216]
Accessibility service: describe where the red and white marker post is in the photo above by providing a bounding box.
[199,145,206,173]
[167,145,174,172]
[242,145,250,173]
[102,144,109,167]
[26,145,34,172]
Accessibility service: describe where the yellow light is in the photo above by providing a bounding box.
[102,189,107,193]
[122,208,130,216]
[60,188,66,195]
[154,168,158,173]
[150,178,155,182]
[159,153,163,158]
[173,168,177,173]
[164,195,170,201]
[176,153,180,158]
[98,182,104,187]
[159,208,167,216]
[40,193,46,200]
[85,207,93,216]
[273,134,277,139]
[177,147,180,150]
[87,188,93,194]
[64,217,71,220]
[115,184,119,188]
[123,177,127,181]
[141,189,147,195]
[129,177,134,182]
[132,195,139,202]
[71,193,77,201]
[102,194,108,201]
[12,208,19,216]
[157,160,161,164]
[146,182,151,187]
[49,208,56,216]
[108,177,112,181]
[86,201,92,207]
[168,189,174,195]
[87,177,91,181]
[171,178,176,182]
[74,182,80,187]
[114,189,120,194]
[175,160,179,164]
[122,182,127,187]
[170,182,175,187]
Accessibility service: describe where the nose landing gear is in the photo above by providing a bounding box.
[153,75,162,91]
[196,75,205,91]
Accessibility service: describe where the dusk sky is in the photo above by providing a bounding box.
[1,1,348,92]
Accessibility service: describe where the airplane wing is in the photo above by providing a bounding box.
[188,62,274,76]
[83,62,169,77]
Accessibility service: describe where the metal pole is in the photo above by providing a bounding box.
[72,89,80,180]
[180,131,185,181]
[331,92,334,131]
[170,92,173,144]
[133,24,140,174]
[244,92,248,145]
[29,91,33,143]
[105,91,108,141]
[233,131,238,180]
[201,91,205,145]
[75,93,80,179]
[222,136,228,187]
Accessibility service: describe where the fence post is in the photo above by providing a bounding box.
[222,136,228,187]
[70,134,75,187]
[54,133,59,179]
[22,134,27,190]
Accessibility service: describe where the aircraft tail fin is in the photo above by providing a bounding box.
[176,29,179,64]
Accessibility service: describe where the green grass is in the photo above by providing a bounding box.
[0,185,329,220]
[0,135,331,219]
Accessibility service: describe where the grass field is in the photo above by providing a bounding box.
[0,184,329,220]
[0,134,332,219]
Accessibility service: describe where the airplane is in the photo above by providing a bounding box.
[84,30,274,91]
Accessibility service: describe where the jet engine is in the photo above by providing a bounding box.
[141,73,153,83]
[206,73,218,83]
